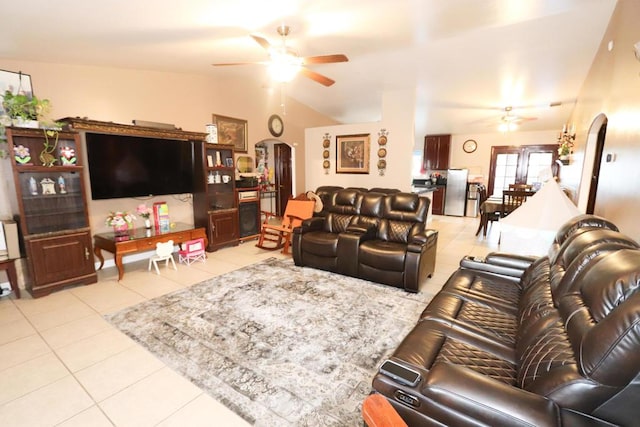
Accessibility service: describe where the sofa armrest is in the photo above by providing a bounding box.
[485,252,538,269]
[459,254,532,278]
[296,216,325,233]
[421,363,560,427]
[408,229,438,248]
[346,223,376,239]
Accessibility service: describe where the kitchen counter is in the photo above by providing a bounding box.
[411,184,445,194]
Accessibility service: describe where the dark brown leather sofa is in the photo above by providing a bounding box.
[371,214,640,426]
[292,187,437,292]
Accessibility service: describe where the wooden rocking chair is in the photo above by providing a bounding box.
[256,197,315,254]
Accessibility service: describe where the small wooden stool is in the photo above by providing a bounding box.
[0,258,20,299]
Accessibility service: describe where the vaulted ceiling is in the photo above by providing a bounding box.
[0,0,617,137]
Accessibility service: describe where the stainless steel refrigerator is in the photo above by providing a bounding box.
[444,169,469,216]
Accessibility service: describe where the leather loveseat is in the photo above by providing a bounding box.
[370,214,640,426]
[292,187,437,292]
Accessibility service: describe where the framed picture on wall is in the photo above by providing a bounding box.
[0,70,33,116]
[336,133,370,174]
[213,114,248,153]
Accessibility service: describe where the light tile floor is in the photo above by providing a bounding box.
[0,216,501,426]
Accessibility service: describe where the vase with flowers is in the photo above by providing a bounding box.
[136,203,153,229]
[105,211,136,235]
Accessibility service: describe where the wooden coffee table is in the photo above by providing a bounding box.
[93,223,207,280]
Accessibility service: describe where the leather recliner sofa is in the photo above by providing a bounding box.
[292,188,438,292]
[370,214,640,426]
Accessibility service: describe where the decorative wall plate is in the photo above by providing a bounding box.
[323,160,330,169]
[323,139,330,148]
[378,135,387,145]
[377,159,386,168]
[323,150,330,159]
[377,148,387,158]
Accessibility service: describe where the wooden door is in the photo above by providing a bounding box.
[487,144,558,197]
[274,143,293,216]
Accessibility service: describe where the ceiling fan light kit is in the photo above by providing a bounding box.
[213,25,348,87]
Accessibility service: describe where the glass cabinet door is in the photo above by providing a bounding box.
[205,146,235,210]
[17,171,87,235]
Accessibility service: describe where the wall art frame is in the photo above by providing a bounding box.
[212,114,248,152]
[336,133,370,174]
[0,70,33,116]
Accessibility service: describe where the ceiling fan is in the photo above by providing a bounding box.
[498,106,537,130]
[468,105,541,131]
[212,25,348,86]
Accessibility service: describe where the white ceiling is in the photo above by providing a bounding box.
[0,0,617,137]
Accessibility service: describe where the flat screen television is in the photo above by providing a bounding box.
[85,132,195,200]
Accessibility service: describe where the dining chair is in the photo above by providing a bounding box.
[148,239,177,274]
[500,190,535,217]
[475,185,500,237]
[508,183,533,190]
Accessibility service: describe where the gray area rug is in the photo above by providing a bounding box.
[106,258,434,426]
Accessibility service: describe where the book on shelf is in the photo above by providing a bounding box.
[153,202,170,232]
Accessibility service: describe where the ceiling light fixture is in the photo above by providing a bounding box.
[498,107,519,132]
[268,48,303,83]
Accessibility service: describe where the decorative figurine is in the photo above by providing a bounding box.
[59,146,77,165]
[14,145,31,165]
[40,178,56,195]
[58,176,67,194]
[29,177,38,195]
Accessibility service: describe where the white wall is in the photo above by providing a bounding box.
[305,90,415,192]
[449,130,559,183]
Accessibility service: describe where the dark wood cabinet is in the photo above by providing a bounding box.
[207,210,239,250]
[432,187,446,215]
[5,127,97,297]
[423,134,451,171]
[26,231,95,295]
[193,143,239,251]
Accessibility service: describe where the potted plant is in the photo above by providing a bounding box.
[557,140,573,164]
[1,90,50,128]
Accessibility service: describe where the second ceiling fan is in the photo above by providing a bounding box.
[213,25,348,86]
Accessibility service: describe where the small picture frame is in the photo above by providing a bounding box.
[207,155,214,167]
[213,114,248,153]
[0,69,34,117]
[336,134,371,174]
[225,157,234,168]
[205,123,218,144]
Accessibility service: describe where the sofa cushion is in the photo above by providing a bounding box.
[300,231,340,257]
[359,240,408,271]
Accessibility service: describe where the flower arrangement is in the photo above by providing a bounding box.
[557,140,573,157]
[136,203,153,219]
[105,211,136,227]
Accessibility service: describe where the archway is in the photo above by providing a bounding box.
[577,113,607,213]
[254,138,296,216]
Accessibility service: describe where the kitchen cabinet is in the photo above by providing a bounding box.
[432,186,446,215]
[5,127,97,297]
[422,134,451,171]
[193,143,239,251]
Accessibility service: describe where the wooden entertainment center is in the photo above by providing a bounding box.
[63,117,241,253]
[3,118,241,297]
